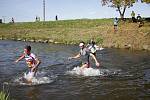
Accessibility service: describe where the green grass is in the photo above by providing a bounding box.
[0,91,9,100]
[0,18,149,50]
[0,19,112,29]
[0,19,110,44]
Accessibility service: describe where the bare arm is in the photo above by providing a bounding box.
[15,54,25,63]
[90,53,100,67]
[31,57,41,72]
[34,57,41,68]
[68,53,80,59]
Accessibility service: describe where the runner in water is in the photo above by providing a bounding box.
[87,39,97,56]
[87,39,104,56]
[15,45,41,82]
[69,42,100,70]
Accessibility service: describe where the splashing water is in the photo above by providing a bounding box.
[24,71,34,81]
[67,66,122,77]
[67,66,103,76]
[14,71,55,85]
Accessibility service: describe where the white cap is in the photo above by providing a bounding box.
[79,43,84,47]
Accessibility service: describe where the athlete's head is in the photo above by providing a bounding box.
[79,41,85,48]
[91,40,95,45]
[24,45,31,55]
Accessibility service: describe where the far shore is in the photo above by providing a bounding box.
[0,18,149,51]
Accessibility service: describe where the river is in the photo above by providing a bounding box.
[0,40,150,100]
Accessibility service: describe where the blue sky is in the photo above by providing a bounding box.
[0,0,149,22]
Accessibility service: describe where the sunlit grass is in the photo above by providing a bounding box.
[0,18,149,50]
[0,19,108,44]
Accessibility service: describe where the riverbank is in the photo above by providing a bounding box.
[0,19,149,50]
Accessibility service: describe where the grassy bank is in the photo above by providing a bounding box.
[0,19,149,50]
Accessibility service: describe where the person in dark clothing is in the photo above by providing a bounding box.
[55,15,58,21]
[137,14,143,27]
[131,11,136,22]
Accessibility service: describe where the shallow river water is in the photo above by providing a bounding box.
[0,40,150,100]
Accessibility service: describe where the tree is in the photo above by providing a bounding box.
[141,0,150,3]
[101,0,137,19]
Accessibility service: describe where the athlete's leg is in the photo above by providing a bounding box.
[81,63,89,69]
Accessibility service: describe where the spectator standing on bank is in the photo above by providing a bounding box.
[55,15,58,21]
[137,14,143,27]
[131,11,136,22]
[114,17,118,32]
[137,14,142,22]
[12,17,14,23]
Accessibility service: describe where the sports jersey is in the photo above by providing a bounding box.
[25,53,36,68]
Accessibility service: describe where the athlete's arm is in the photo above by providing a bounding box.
[31,57,41,71]
[15,54,25,63]
[90,53,100,67]
[68,53,80,60]
[35,57,41,68]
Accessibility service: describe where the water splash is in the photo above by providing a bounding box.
[24,71,34,81]
[14,71,55,85]
[66,66,123,77]
[67,66,105,76]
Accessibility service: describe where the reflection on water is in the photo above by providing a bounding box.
[0,40,150,100]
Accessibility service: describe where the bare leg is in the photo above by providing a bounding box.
[80,63,89,74]
[31,67,38,76]
[27,67,38,83]
[33,68,38,76]
[81,64,88,69]
[26,71,35,84]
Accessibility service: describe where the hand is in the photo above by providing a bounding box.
[96,62,100,67]
[15,60,19,63]
[68,57,73,60]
